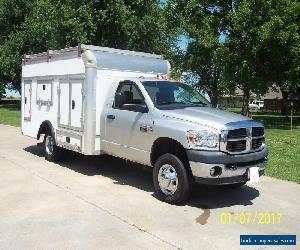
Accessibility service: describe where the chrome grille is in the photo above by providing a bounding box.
[227,128,247,139]
[226,140,246,152]
[252,137,264,149]
[220,125,265,154]
[252,127,264,137]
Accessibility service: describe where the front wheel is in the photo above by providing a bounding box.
[44,134,64,162]
[153,153,191,204]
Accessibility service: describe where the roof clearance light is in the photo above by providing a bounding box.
[154,74,168,80]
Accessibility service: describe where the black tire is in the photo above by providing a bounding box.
[224,182,247,188]
[153,153,191,204]
[44,134,64,162]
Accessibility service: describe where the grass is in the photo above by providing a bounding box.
[0,104,21,127]
[265,128,300,183]
[0,103,299,183]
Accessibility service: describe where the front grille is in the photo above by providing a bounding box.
[252,127,264,137]
[252,137,264,149]
[222,125,265,154]
[227,128,247,139]
[226,140,246,152]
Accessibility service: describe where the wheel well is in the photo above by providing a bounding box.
[37,120,55,142]
[150,137,190,170]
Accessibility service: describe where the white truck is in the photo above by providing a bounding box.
[249,100,264,110]
[21,44,268,204]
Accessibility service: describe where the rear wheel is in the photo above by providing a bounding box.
[44,134,64,162]
[153,153,191,204]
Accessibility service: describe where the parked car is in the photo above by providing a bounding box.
[249,100,264,110]
[21,44,268,204]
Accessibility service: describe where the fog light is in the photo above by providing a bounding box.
[210,166,222,177]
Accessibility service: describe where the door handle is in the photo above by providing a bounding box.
[107,114,115,120]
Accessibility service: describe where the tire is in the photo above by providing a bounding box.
[153,153,191,204]
[224,182,247,188]
[44,134,64,162]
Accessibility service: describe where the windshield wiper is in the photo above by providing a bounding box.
[187,101,207,106]
[157,101,187,105]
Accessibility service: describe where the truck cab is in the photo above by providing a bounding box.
[101,78,268,204]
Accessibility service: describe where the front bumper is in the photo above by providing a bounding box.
[187,146,268,185]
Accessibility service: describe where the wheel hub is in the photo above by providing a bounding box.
[158,164,178,195]
[45,136,54,155]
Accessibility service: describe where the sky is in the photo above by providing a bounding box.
[5,88,20,97]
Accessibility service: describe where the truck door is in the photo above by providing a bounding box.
[104,81,151,164]
[23,80,32,121]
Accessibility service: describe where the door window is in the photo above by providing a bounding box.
[113,82,145,110]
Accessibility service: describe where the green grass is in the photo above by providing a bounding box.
[265,128,300,183]
[0,103,299,183]
[0,104,21,127]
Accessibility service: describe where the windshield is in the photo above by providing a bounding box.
[142,81,210,110]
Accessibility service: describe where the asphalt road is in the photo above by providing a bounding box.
[0,124,299,249]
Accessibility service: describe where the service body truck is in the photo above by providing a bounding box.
[21,45,268,204]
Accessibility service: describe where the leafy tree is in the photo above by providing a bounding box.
[224,0,299,115]
[222,1,271,115]
[0,0,172,94]
[255,0,300,114]
[165,0,228,107]
[0,83,5,99]
[166,0,300,115]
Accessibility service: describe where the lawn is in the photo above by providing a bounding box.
[265,128,300,183]
[0,103,299,183]
[0,104,21,127]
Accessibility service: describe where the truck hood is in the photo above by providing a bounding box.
[160,107,251,130]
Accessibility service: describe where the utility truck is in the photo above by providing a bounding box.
[21,44,268,204]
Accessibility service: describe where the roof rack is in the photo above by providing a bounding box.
[22,44,162,65]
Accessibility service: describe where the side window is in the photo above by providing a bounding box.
[113,82,145,111]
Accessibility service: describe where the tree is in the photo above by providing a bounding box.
[222,1,271,115]
[0,0,172,94]
[165,0,229,107]
[223,0,299,115]
[255,0,300,114]
[165,0,299,115]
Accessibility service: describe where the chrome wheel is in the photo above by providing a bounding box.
[45,135,54,155]
[158,164,178,195]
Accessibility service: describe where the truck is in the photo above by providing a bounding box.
[249,100,264,110]
[21,44,268,204]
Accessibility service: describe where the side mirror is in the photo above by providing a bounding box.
[114,92,124,108]
[122,104,148,113]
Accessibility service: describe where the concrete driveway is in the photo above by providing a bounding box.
[0,124,299,249]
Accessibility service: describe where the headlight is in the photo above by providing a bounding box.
[187,130,220,150]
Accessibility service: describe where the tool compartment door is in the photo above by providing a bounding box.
[23,81,32,121]
[58,80,70,127]
[36,80,53,106]
[70,79,83,130]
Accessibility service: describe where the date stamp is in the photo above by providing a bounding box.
[220,211,283,225]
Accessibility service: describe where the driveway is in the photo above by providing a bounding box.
[0,124,299,249]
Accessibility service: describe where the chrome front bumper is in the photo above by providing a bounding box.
[186,146,268,185]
